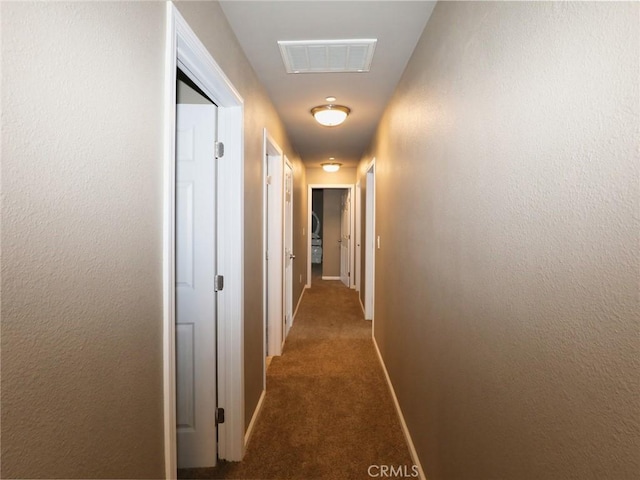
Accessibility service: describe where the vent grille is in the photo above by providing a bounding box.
[278,39,377,74]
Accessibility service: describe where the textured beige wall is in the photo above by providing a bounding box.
[1,2,166,478]
[321,190,343,277]
[360,2,639,479]
[174,0,306,431]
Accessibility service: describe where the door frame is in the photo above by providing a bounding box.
[354,180,361,293]
[164,4,245,477]
[284,159,294,336]
[364,160,376,322]
[307,184,355,288]
[339,189,352,287]
[263,130,286,358]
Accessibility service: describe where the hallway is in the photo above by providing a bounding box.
[180,279,413,480]
[3,2,638,479]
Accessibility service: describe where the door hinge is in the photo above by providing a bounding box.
[215,407,225,425]
[214,275,224,292]
[215,141,224,159]
[266,175,272,185]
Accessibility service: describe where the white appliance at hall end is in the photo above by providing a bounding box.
[311,211,322,264]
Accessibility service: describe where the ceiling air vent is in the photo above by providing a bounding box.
[278,39,377,74]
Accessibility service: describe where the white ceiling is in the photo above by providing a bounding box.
[219,1,436,168]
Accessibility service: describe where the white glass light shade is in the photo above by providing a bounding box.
[311,105,350,127]
[321,163,342,172]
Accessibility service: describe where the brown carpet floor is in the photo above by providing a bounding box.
[178,277,414,480]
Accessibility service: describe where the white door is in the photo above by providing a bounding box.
[265,144,284,356]
[284,162,294,335]
[355,182,361,292]
[176,104,218,468]
[340,189,351,287]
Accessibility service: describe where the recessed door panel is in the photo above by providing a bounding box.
[176,103,218,468]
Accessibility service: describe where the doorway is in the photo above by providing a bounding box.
[310,189,324,281]
[164,5,245,476]
[263,132,294,358]
[307,185,355,288]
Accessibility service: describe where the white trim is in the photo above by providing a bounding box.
[174,12,241,107]
[359,295,365,316]
[372,338,427,480]
[164,4,245,474]
[307,184,356,288]
[293,286,308,321]
[352,190,356,290]
[261,130,267,389]
[244,389,266,448]
[354,180,362,293]
[321,276,341,280]
[264,131,285,358]
[364,160,376,323]
[284,157,294,334]
[163,6,178,477]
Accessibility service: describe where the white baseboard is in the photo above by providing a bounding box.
[321,276,340,280]
[244,389,266,449]
[359,295,365,316]
[293,285,308,321]
[372,337,427,480]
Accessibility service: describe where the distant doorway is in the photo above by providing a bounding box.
[311,190,324,279]
[307,185,355,288]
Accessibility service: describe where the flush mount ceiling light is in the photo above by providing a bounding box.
[321,162,342,173]
[311,105,351,127]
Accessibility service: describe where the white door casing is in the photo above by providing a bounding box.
[164,5,245,477]
[355,181,361,293]
[340,189,351,287]
[284,160,294,335]
[264,132,284,357]
[175,104,218,468]
[364,161,376,321]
